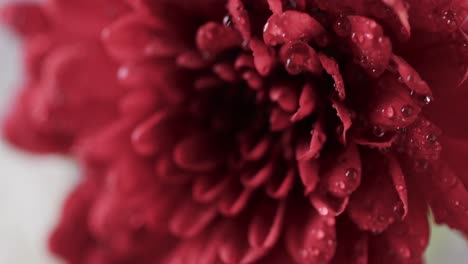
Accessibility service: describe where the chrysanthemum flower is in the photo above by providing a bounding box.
[2,0,468,263]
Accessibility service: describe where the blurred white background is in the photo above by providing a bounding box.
[0,0,466,263]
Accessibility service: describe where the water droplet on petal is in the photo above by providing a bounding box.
[426,134,437,143]
[317,206,329,216]
[398,246,411,259]
[373,126,385,137]
[423,95,432,105]
[334,17,351,36]
[345,168,358,181]
[223,15,232,27]
[401,105,414,117]
[316,229,325,239]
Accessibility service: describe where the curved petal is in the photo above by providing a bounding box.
[263,11,328,47]
[346,16,392,77]
[248,199,285,249]
[286,210,337,264]
[168,199,218,238]
[347,152,404,233]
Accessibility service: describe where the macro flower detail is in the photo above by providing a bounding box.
[1,0,468,264]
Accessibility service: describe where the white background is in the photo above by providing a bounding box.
[0,0,466,263]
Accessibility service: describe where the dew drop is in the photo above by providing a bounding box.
[382,106,395,118]
[223,15,232,27]
[401,105,414,117]
[423,95,432,105]
[311,248,320,256]
[373,126,385,137]
[326,217,335,226]
[336,181,346,190]
[334,17,351,36]
[440,174,457,189]
[316,229,325,239]
[393,202,405,218]
[317,206,329,216]
[117,66,129,81]
[398,246,412,259]
[345,168,358,180]
[426,134,437,143]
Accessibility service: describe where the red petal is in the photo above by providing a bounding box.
[332,100,352,144]
[442,136,468,188]
[269,107,292,131]
[192,174,232,203]
[369,190,429,264]
[169,199,218,238]
[279,41,322,75]
[421,163,468,235]
[218,181,253,217]
[297,159,320,195]
[291,83,318,122]
[173,133,221,172]
[310,191,350,216]
[319,53,345,100]
[346,16,392,77]
[103,15,186,61]
[250,38,277,76]
[368,73,421,129]
[331,218,369,264]
[49,178,98,263]
[241,161,275,188]
[267,0,283,14]
[323,144,362,198]
[263,11,328,47]
[227,0,252,40]
[269,83,300,113]
[218,221,270,264]
[296,118,327,160]
[131,111,168,156]
[1,3,49,37]
[196,22,243,55]
[286,211,337,264]
[347,152,403,233]
[391,55,432,98]
[163,231,220,264]
[265,167,295,199]
[387,156,409,219]
[248,199,285,248]
[49,0,130,36]
[381,0,410,35]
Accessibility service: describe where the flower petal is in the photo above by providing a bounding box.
[319,53,345,100]
[286,210,337,264]
[291,83,319,122]
[296,118,327,160]
[297,159,320,195]
[347,152,403,233]
[250,38,277,76]
[332,100,353,144]
[0,3,49,37]
[279,41,322,75]
[196,22,243,55]
[263,11,328,47]
[248,199,285,249]
[346,16,392,77]
[323,144,362,198]
[168,199,218,238]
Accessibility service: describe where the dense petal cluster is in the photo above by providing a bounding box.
[1,0,468,263]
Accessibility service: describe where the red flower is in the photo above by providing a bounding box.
[2,0,468,263]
